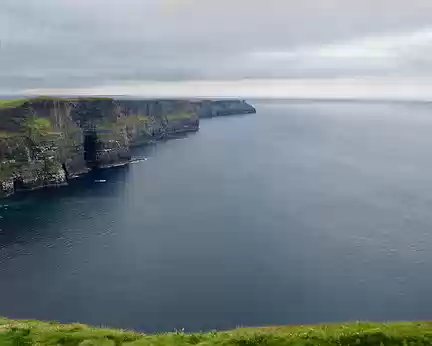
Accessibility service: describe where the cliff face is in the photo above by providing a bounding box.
[0,98,255,198]
[198,99,256,118]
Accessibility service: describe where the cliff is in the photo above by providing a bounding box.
[0,97,255,198]
[198,99,256,118]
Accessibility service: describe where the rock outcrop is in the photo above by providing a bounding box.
[198,99,256,118]
[0,97,255,198]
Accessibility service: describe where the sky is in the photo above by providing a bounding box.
[2,0,432,99]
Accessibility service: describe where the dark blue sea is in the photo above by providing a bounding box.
[1,101,432,332]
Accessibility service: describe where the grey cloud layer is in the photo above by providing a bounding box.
[1,0,432,91]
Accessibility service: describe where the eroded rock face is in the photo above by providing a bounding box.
[0,97,255,197]
[0,98,200,196]
[0,179,14,198]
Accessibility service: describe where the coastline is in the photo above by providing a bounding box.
[0,97,256,199]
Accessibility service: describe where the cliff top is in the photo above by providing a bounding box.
[0,318,432,346]
[0,97,252,110]
[0,97,114,110]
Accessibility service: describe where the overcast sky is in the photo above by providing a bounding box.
[2,0,432,98]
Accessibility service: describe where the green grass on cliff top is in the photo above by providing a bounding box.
[0,97,114,109]
[166,113,197,121]
[0,99,29,109]
[1,319,432,346]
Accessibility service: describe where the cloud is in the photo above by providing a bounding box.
[242,28,432,79]
[2,0,432,93]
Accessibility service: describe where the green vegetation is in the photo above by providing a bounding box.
[0,163,16,180]
[0,97,115,110]
[0,99,29,110]
[137,115,151,122]
[1,319,432,346]
[34,96,113,102]
[120,115,152,126]
[0,97,66,109]
[0,131,20,139]
[166,114,196,121]
[26,117,52,139]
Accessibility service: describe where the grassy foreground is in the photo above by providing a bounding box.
[1,319,432,346]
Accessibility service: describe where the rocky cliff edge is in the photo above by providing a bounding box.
[0,97,255,198]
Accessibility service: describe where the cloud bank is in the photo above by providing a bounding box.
[2,0,432,98]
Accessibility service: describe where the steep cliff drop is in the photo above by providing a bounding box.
[0,97,255,198]
[83,128,98,169]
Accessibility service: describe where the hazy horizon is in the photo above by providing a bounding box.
[0,78,430,102]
